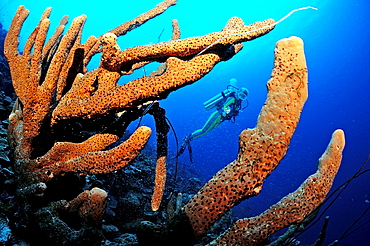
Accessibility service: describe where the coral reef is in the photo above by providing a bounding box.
[1,0,345,245]
[0,21,13,166]
[0,21,14,245]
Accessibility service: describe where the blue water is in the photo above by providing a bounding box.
[1,0,369,245]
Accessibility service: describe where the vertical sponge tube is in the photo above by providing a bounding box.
[183,36,309,238]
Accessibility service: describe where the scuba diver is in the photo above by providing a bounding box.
[177,78,249,162]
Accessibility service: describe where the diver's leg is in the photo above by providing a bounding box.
[178,112,222,157]
[190,111,222,140]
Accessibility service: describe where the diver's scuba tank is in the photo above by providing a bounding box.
[203,78,235,111]
[203,86,249,111]
[203,88,234,111]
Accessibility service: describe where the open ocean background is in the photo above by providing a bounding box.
[1,0,369,245]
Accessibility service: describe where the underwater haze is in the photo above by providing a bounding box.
[1,0,369,245]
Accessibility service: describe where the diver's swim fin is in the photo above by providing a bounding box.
[175,135,194,163]
[177,143,187,157]
[188,143,193,163]
[177,135,190,156]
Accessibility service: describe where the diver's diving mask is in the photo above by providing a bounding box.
[236,87,249,100]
